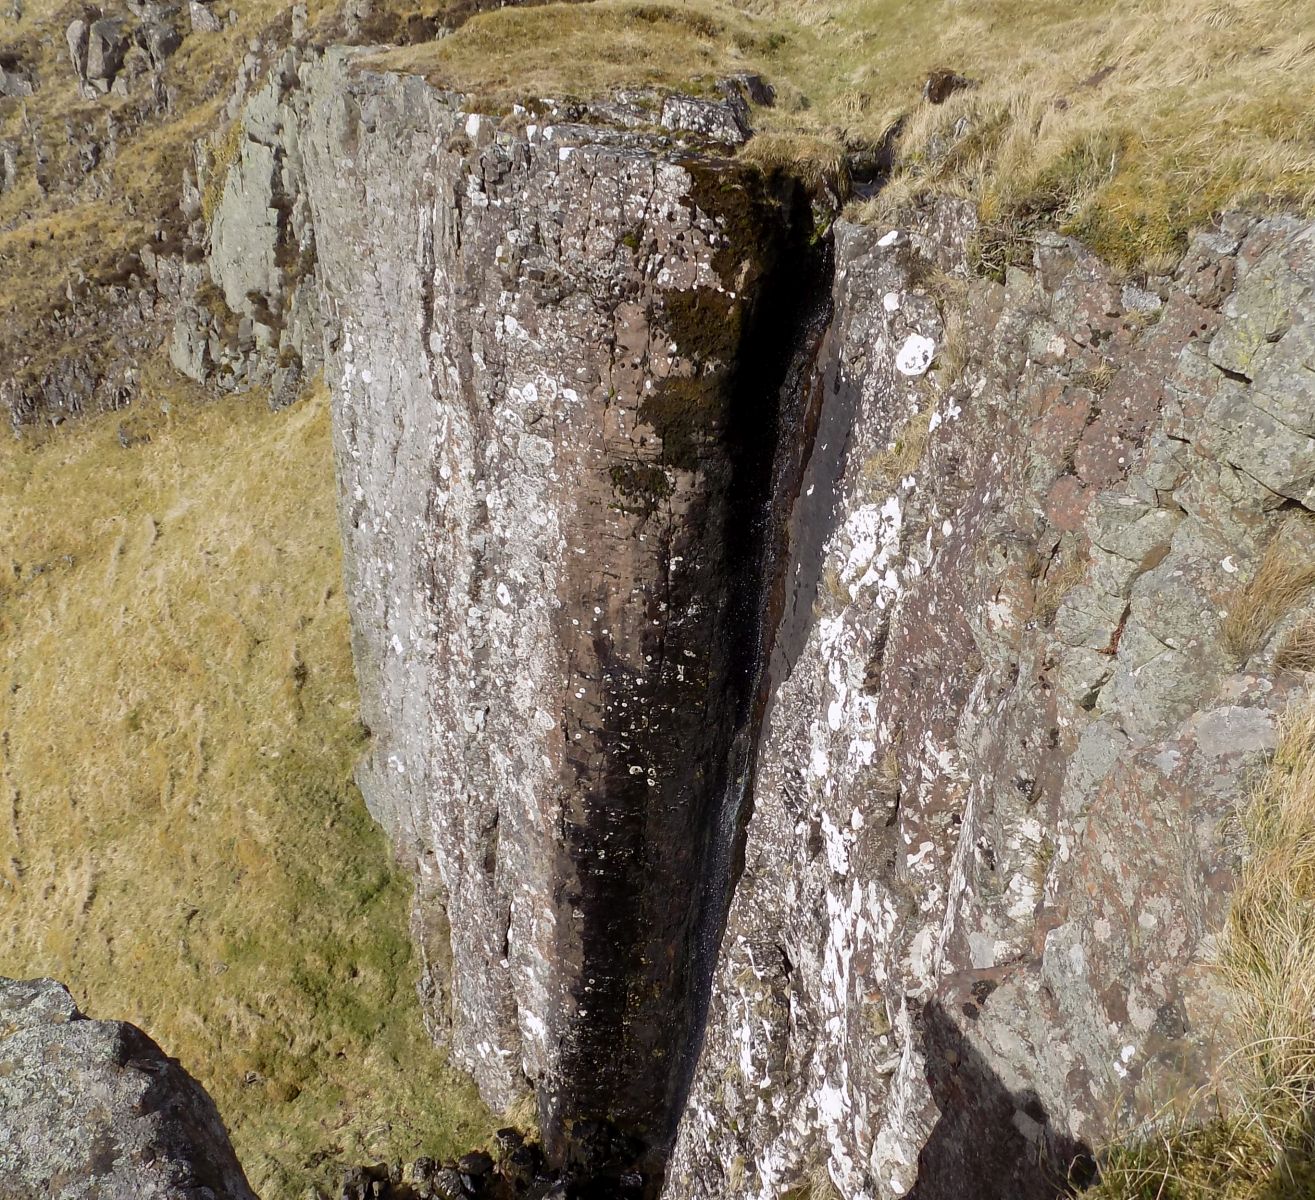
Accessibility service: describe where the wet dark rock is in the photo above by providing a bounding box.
[458,1150,494,1189]
[268,47,826,1181]
[719,72,774,108]
[431,1166,468,1200]
[340,1163,391,1200]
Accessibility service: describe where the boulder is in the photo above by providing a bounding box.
[189,0,222,33]
[0,977,257,1199]
[0,52,34,97]
[86,18,129,92]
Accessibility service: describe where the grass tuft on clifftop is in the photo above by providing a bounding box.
[1091,703,1315,1200]
[0,376,494,1199]
[371,0,775,105]
[386,0,1315,269]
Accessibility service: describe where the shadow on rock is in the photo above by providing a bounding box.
[339,1122,649,1200]
[909,1000,1096,1200]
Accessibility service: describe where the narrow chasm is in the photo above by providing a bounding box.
[546,176,836,1197]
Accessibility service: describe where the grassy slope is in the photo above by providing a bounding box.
[0,377,494,1199]
[391,0,1315,268]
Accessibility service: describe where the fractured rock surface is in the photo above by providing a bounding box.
[666,212,1315,1199]
[22,27,1315,1197]
[281,52,820,1171]
[195,49,1315,1196]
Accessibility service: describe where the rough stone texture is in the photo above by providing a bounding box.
[170,50,323,400]
[16,29,1313,1196]
[0,53,35,98]
[0,977,257,1199]
[664,213,1315,1199]
[260,51,819,1171]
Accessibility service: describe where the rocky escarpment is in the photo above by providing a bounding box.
[185,46,827,1181]
[0,977,256,1199]
[295,56,823,1176]
[666,211,1315,1198]
[53,27,1314,1198]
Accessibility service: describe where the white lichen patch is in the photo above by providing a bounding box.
[895,334,935,377]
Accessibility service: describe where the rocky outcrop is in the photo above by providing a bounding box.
[169,49,322,405]
[17,21,1309,1195]
[281,52,821,1175]
[182,45,1315,1196]
[0,977,256,1199]
[664,211,1315,1198]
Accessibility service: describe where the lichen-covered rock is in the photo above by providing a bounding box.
[0,977,256,1199]
[284,50,819,1170]
[665,212,1315,1199]
[143,39,1315,1199]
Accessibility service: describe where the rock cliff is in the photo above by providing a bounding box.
[15,28,1314,1199]
[665,211,1315,1199]
[0,977,256,1199]
[188,47,1315,1195]
[294,53,825,1173]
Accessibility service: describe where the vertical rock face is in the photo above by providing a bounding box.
[293,55,818,1166]
[0,977,257,1199]
[193,48,1315,1197]
[666,213,1315,1199]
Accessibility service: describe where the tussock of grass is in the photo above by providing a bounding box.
[781,1159,843,1200]
[1035,551,1087,627]
[1277,618,1315,674]
[738,131,848,193]
[1222,525,1315,663]
[858,408,932,493]
[1091,704,1315,1199]
[201,118,243,226]
[373,0,775,106]
[831,0,1315,266]
[0,375,493,1199]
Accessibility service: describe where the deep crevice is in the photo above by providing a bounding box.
[540,168,836,1198]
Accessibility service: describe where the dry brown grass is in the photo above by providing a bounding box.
[834,0,1315,266]
[372,0,775,105]
[1277,617,1315,674]
[1223,705,1315,1101]
[378,0,1315,267]
[780,1159,844,1200]
[1091,703,1315,1200]
[738,130,848,193]
[858,408,932,493]
[0,374,493,1198]
[1222,526,1315,663]
[1035,550,1088,627]
[5,0,1312,333]
[201,117,243,226]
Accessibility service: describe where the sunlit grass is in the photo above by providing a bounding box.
[0,374,494,1198]
[390,0,1315,267]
